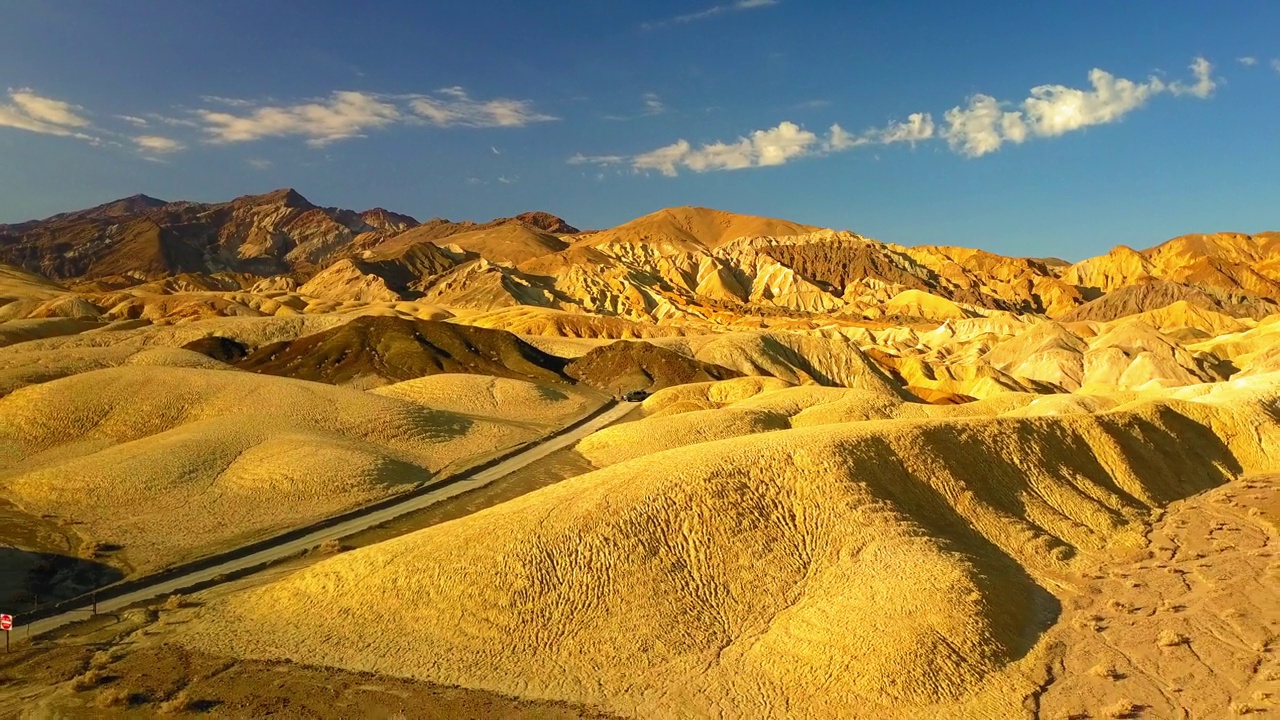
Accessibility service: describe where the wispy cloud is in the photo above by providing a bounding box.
[1238,57,1258,67]
[409,87,556,128]
[643,92,667,115]
[1169,56,1216,98]
[797,99,832,110]
[568,152,627,166]
[875,113,936,145]
[1273,59,1280,74]
[116,115,149,127]
[605,92,669,120]
[944,56,1216,157]
[632,121,818,176]
[193,87,555,146]
[642,0,779,30]
[618,114,937,176]
[199,95,256,107]
[0,88,97,141]
[582,56,1220,174]
[247,158,273,170]
[198,91,403,145]
[133,135,185,153]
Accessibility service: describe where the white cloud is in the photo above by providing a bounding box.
[1272,59,1280,74]
[134,135,185,153]
[1023,69,1165,136]
[824,123,866,151]
[821,115,933,153]
[1238,57,1258,67]
[1169,56,1216,98]
[943,57,1215,157]
[409,86,556,128]
[10,90,91,128]
[643,0,778,29]
[194,87,554,146]
[0,89,96,140]
[568,152,626,166]
[876,112,935,145]
[942,95,1029,157]
[633,140,694,176]
[148,114,201,128]
[748,121,818,166]
[117,115,149,127]
[643,92,667,115]
[632,121,817,175]
[199,95,255,107]
[198,91,403,145]
[247,158,273,170]
[588,56,1223,173]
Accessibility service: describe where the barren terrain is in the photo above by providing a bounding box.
[0,195,1276,717]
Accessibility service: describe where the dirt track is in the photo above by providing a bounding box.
[13,401,638,643]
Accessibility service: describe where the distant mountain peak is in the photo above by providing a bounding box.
[88,193,170,217]
[360,207,420,231]
[511,211,579,234]
[233,188,313,209]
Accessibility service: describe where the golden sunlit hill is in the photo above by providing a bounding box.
[0,191,1277,718]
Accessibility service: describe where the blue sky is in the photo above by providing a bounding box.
[1,0,1277,259]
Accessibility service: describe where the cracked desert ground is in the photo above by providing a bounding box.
[0,196,1277,718]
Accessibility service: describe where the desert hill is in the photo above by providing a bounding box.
[562,340,742,394]
[0,191,1278,718]
[0,189,576,287]
[177,372,1280,717]
[234,316,571,387]
[0,365,599,571]
[5,193,1277,336]
[575,205,819,253]
[1062,231,1280,302]
[438,224,570,264]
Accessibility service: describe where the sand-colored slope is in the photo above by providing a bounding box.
[0,345,231,398]
[666,331,907,395]
[983,321,1090,390]
[1060,278,1276,323]
[881,289,977,321]
[0,318,109,348]
[0,263,66,305]
[1036,473,1280,717]
[641,376,796,414]
[440,224,570,264]
[457,306,684,339]
[371,374,598,427]
[577,206,819,254]
[0,313,358,354]
[178,375,1280,718]
[0,366,593,571]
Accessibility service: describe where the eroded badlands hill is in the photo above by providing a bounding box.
[1,192,1278,717]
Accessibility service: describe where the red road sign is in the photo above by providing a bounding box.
[0,614,11,631]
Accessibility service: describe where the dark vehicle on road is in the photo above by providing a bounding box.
[620,389,649,402]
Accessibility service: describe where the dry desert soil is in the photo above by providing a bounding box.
[2,197,1279,717]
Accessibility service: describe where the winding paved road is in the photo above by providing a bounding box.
[18,401,639,640]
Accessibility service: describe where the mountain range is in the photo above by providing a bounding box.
[2,189,1277,329]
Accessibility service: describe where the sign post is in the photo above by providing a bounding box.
[0,613,11,653]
